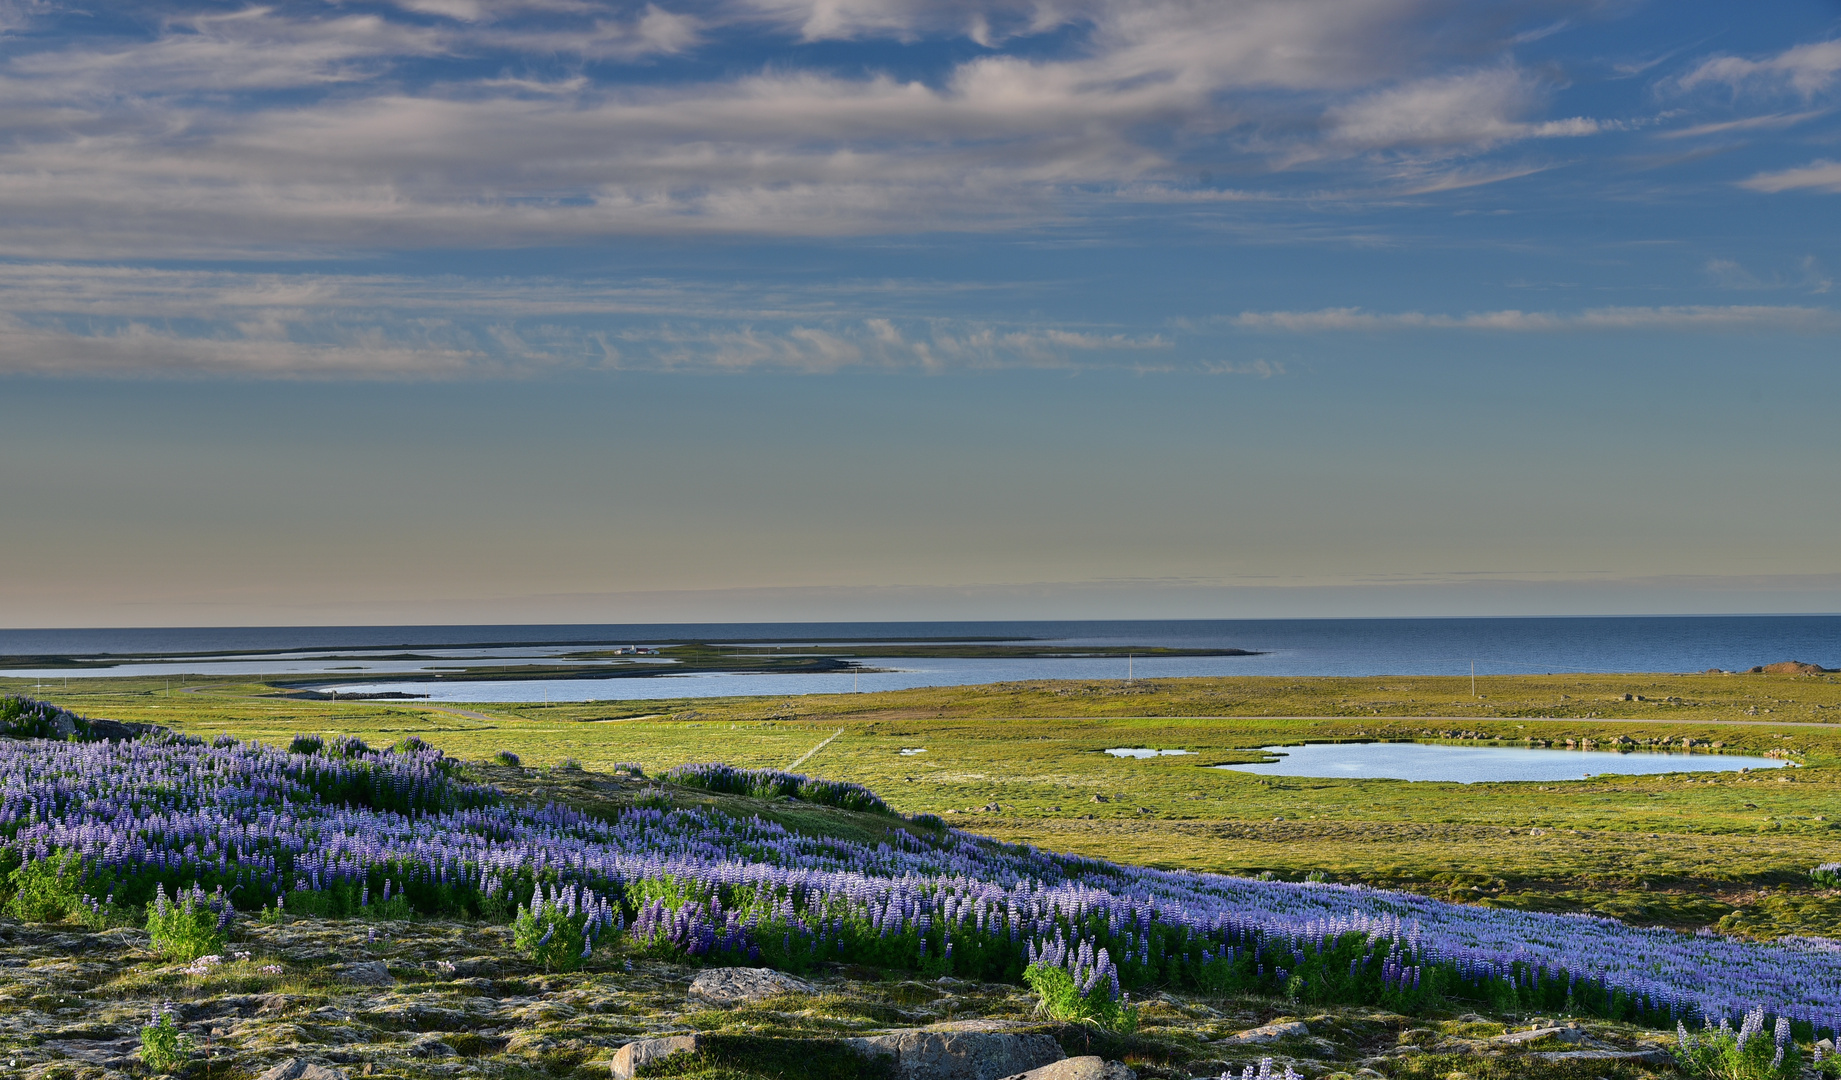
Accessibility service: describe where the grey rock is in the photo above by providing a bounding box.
[1493,1026,1586,1046]
[846,1027,1065,1080]
[255,1059,349,1080]
[334,961,394,986]
[687,966,814,1006]
[1529,1048,1671,1065]
[611,1035,701,1080]
[37,1038,139,1068]
[407,1035,458,1058]
[995,1056,1135,1080]
[1217,1020,1309,1046]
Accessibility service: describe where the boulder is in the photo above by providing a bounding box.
[687,967,814,1006]
[996,1057,1135,1080]
[256,1060,349,1080]
[335,961,395,986]
[1217,1020,1309,1045]
[611,1036,701,1080]
[846,1026,1065,1080]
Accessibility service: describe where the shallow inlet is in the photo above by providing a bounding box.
[1104,748,1196,758]
[1213,741,1789,783]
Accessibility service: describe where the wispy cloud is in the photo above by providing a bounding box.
[1657,109,1828,139]
[1233,305,1841,332]
[0,0,1630,253]
[0,261,1177,377]
[1740,159,1841,194]
[1677,38,1841,98]
[1323,67,1600,153]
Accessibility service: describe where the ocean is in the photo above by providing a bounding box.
[1,616,1836,702]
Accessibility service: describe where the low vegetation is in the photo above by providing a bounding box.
[3,671,1841,1079]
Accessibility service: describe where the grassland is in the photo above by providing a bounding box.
[13,669,1841,938]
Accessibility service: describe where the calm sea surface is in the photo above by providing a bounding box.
[2,616,1835,702]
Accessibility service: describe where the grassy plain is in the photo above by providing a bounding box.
[13,669,1841,938]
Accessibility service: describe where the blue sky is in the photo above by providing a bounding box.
[3,0,1840,626]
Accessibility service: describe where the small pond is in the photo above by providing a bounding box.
[1105,748,1196,758]
[1213,741,1790,783]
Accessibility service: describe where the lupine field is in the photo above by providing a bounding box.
[4,694,1841,1062]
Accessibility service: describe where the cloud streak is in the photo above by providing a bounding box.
[0,260,1176,377]
[1233,305,1841,333]
[0,0,1626,254]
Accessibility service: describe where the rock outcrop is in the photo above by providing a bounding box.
[845,1023,1066,1080]
[255,1059,349,1080]
[334,960,395,986]
[687,966,814,1006]
[1216,1019,1309,1045]
[996,1057,1135,1080]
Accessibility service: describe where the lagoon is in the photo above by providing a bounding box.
[1213,741,1789,783]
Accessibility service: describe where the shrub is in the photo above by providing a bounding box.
[147,882,233,962]
[1023,961,1137,1034]
[557,757,583,771]
[907,812,947,832]
[512,883,620,972]
[4,852,101,924]
[328,735,372,758]
[394,735,437,755]
[1812,863,1841,889]
[662,763,891,814]
[1675,1011,1801,1080]
[612,761,645,778]
[288,733,325,756]
[140,1003,192,1072]
[493,750,522,766]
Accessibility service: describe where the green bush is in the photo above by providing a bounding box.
[493,750,522,766]
[1022,962,1137,1034]
[513,885,616,971]
[140,1004,193,1072]
[1675,1013,1800,1080]
[147,882,232,962]
[3,852,114,925]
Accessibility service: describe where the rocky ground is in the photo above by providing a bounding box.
[0,913,1686,1080]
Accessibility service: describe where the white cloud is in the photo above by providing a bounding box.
[1740,159,1841,194]
[0,1,1618,252]
[1657,110,1828,140]
[0,261,1176,377]
[1233,305,1841,332]
[1325,67,1597,152]
[1677,38,1841,98]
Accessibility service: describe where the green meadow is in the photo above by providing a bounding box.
[15,669,1841,939]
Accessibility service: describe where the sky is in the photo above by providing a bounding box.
[3,0,1841,627]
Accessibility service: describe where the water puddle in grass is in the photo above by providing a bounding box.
[1214,741,1789,783]
[899,748,927,755]
[1105,748,1197,758]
